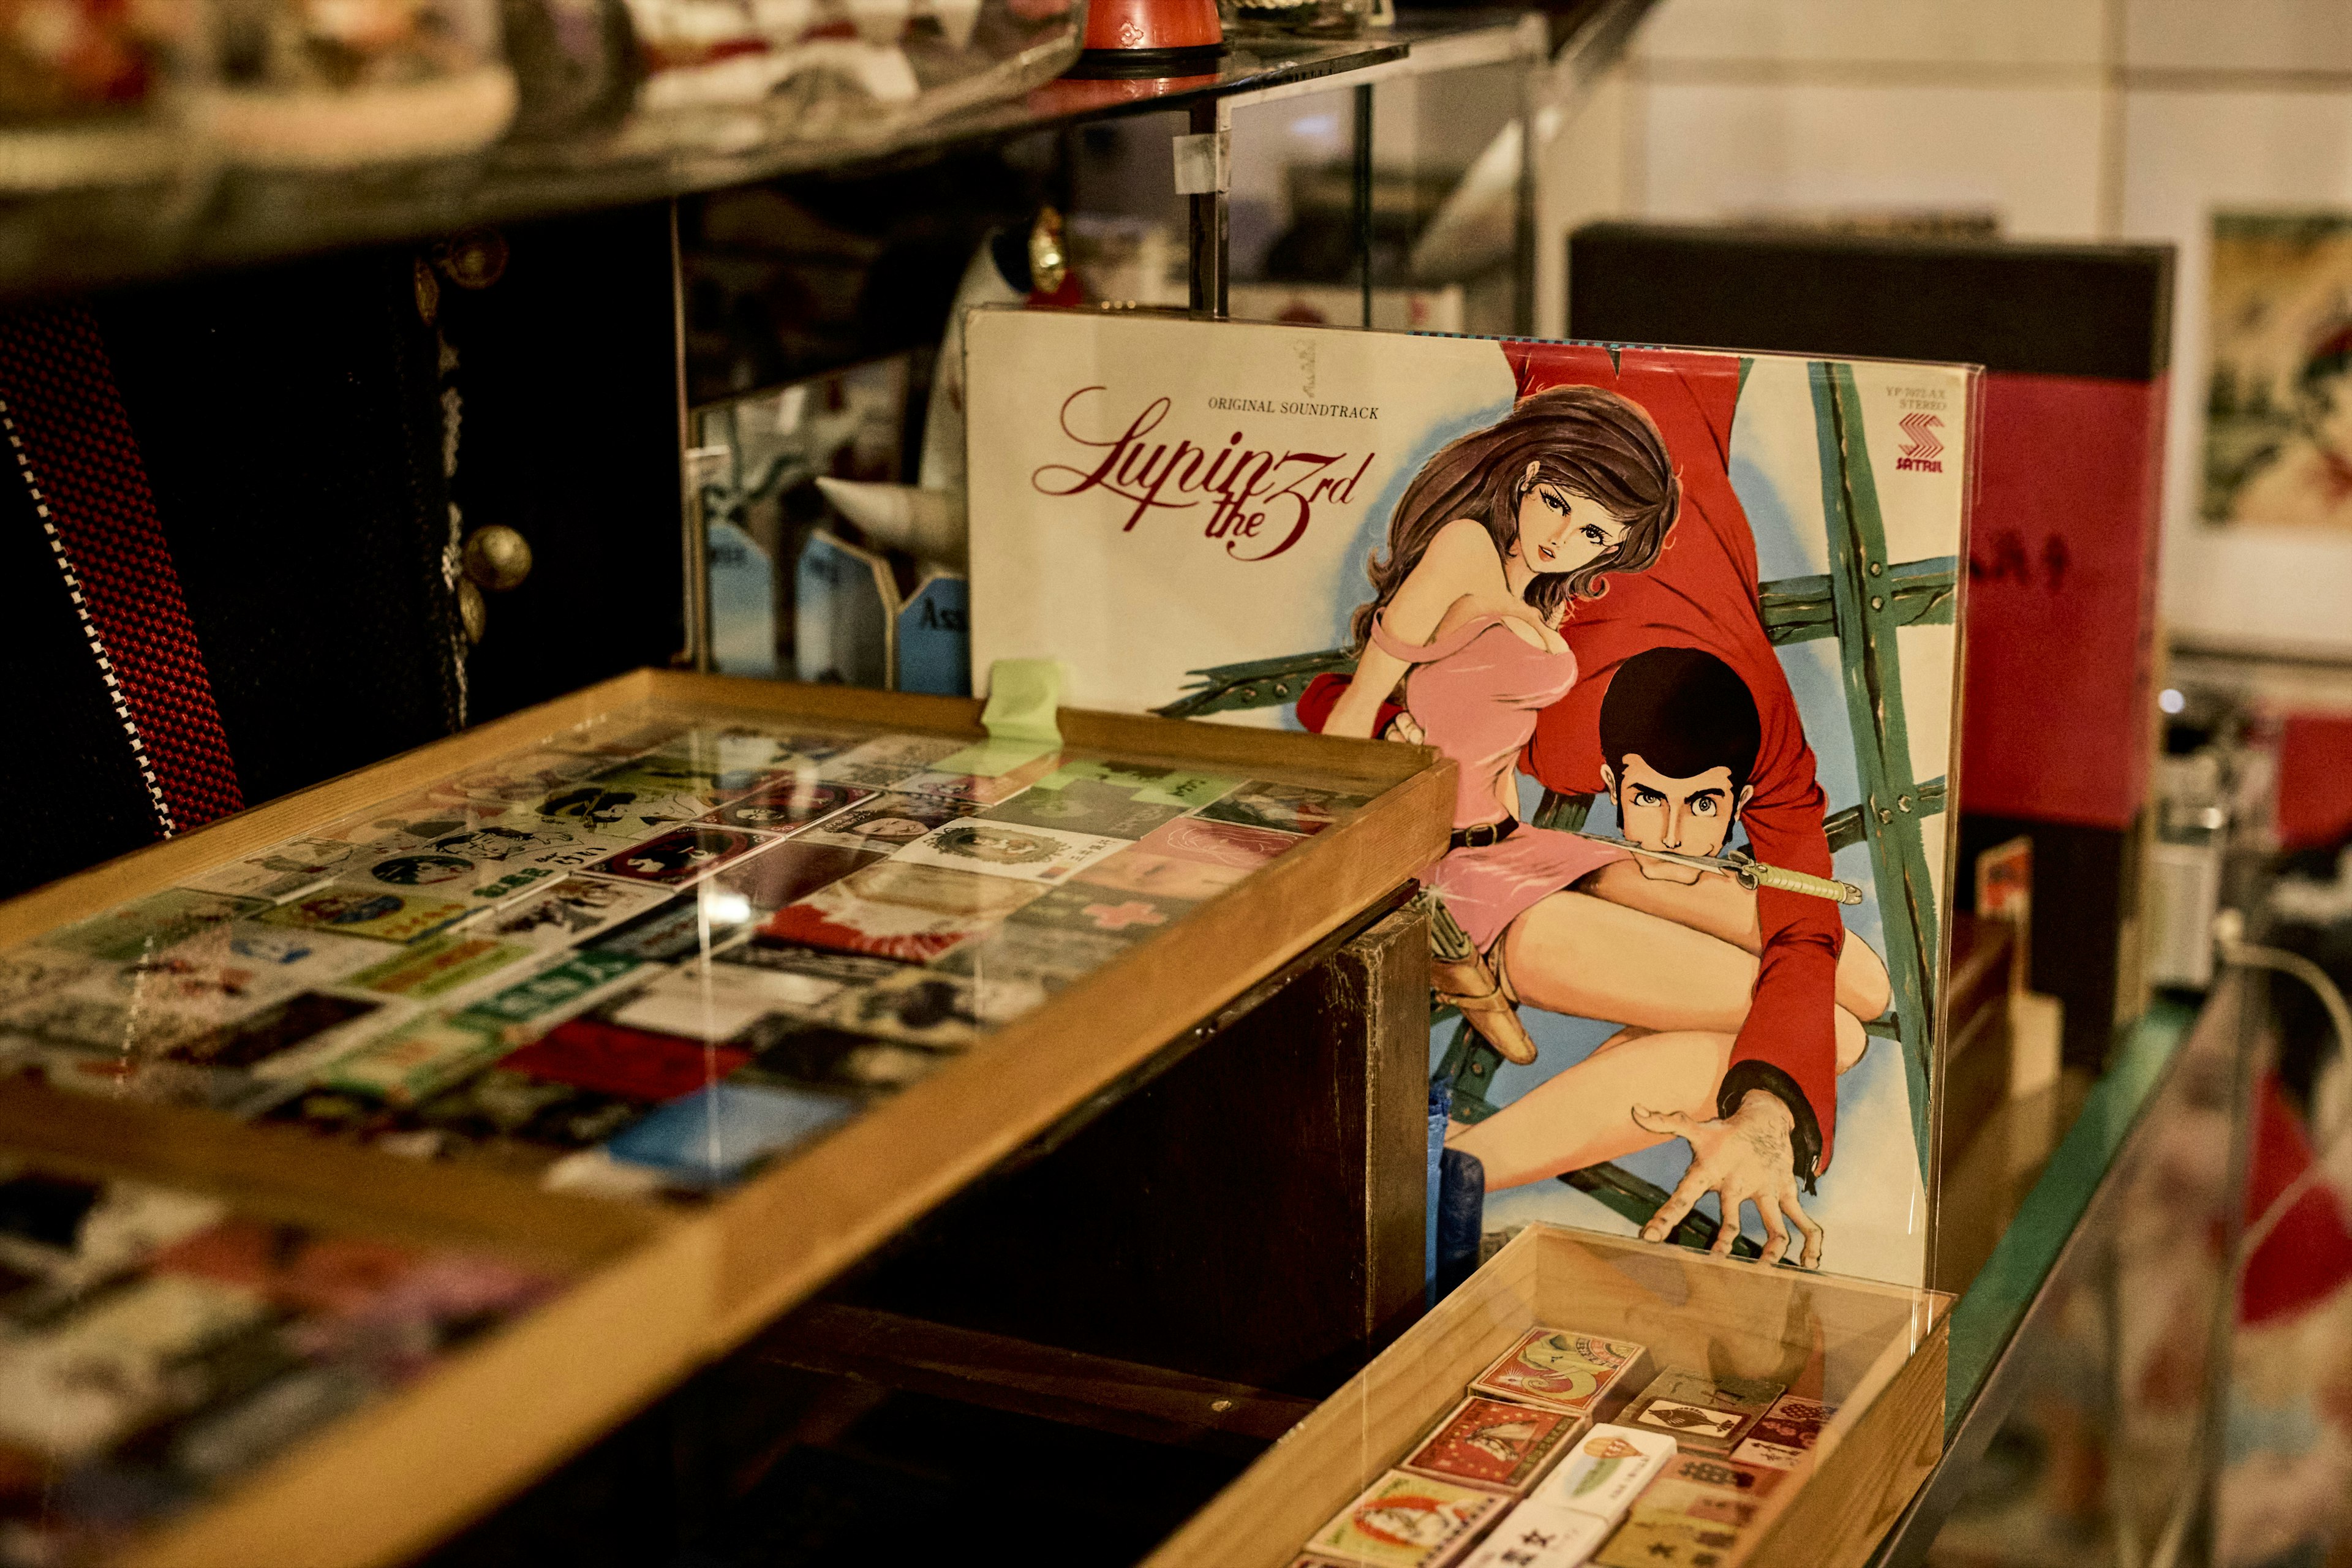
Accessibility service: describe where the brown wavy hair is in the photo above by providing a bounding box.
[1348,385,1680,650]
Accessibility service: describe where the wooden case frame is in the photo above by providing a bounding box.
[1146,1225,1950,1568]
[0,669,1455,1568]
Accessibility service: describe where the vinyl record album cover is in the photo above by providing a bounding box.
[968,311,1975,1286]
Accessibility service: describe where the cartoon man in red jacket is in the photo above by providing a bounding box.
[1297,343,1890,1268]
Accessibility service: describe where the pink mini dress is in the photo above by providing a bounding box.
[1370,611,1627,952]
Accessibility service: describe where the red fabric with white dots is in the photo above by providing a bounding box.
[0,305,243,835]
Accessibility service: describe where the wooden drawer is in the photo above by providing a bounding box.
[1147,1225,1950,1568]
[0,668,1453,1567]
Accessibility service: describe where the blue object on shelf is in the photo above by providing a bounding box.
[708,521,779,679]
[1427,1079,1449,1304]
[1436,1147,1484,1302]
[796,530,892,688]
[897,573,971,696]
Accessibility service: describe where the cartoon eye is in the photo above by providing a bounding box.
[1632,786,1666,808]
[1582,524,1606,546]
[1692,796,1718,816]
[1543,491,1567,514]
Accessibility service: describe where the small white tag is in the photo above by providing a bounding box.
[772,384,807,433]
[1171,130,1230,195]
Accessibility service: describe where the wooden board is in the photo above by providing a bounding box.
[1142,1225,1949,1568]
[0,669,1453,1568]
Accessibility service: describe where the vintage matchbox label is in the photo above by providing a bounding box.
[892,748,1063,804]
[1197,778,1370,837]
[500,1018,747,1102]
[1469,1328,1646,1414]
[696,778,869,834]
[318,1012,510,1105]
[1653,1450,1785,1503]
[978,775,1187,840]
[823,967,1046,1046]
[50,891,272,960]
[730,1014,949,1098]
[611,960,834,1042]
[1731,1393,1830,1470]
[603,1081,854,1188]
[1455,1502,1610,1568]
[1619,1371,1782,1455]
[1629,1476,1757,1531]
[1041,760,1239,809]
[760,861,1044,962]
[819,734,968,791]
[575,826,783,888]
[1303,1470,1509,1568]
[173,835,362,904]
[1592,1513,1744,1568]
[417,748,609,810]
[461,948,647,1038]
[1400,1395,1585,1494]
[933,920,1132,992]
[584,889,759,963]
[888,818,1128,884]
[1071,846,1245,901]
[1524,1425,1676,1525]
[699,836,876,914]
[791,791,984,853]
[461,878,671,951]
[654,725,860,780]
[260,888,473,945]
[345,936,538,1003]
[1134,814,1303,871]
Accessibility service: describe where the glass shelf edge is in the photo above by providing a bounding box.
[0,1,1659,301]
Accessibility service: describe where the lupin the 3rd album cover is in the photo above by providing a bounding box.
[968,311,1977,1286]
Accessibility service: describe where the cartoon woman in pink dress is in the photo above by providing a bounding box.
[1322,383,1676,961]
[1321,385,1884,1268]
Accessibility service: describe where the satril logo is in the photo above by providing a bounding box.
[1895,412,1945,473]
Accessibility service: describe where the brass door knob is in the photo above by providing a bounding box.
[462,525,533,592]
[457,578,488,644]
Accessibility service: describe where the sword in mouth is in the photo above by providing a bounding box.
[1568,832,1864,905]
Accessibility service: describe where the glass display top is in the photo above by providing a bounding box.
[0,701,1374,1202]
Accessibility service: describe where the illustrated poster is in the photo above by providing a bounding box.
[967,311,1973,1286]
[2203,211,2352,531]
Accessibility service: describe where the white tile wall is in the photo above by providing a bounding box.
[1535,61,1632,336]
[1521,0,2352,652]
[2122,88,2352,654]
[2123,0,2352,73]
[1635,81,2107,238]
[1639,0,2105,68]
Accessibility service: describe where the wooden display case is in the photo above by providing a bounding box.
[1148,1225,1950,1568]
[0,668,1452,1567]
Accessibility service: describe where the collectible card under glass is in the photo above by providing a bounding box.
[0,700,1389,1203]
[0,668,1449,1565]
[967,311,1977,1287]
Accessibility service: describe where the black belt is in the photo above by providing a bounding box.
[1450,818,1519,851]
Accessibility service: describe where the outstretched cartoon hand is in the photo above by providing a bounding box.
[1631,1091,1824,1269]
[1382,712,1427,745]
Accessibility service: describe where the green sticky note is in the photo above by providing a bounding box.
[981,658,1064,747]
[931,660,1065,777]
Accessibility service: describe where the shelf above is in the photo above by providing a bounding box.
[0,4,1641,304]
